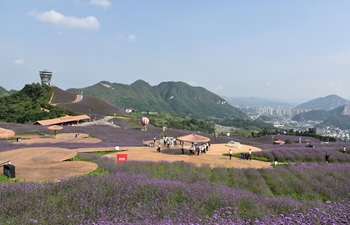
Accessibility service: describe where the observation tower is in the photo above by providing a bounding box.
[39,70,52,86]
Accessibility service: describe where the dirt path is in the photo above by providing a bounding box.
[103,142,271,169]
[72,94,83,103]
[1,133,271,182]
[0,147,97,182]
[14,133,101,144]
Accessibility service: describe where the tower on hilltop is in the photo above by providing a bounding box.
[39,70,52,86]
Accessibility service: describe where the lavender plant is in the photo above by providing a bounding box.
[1,124,350,224]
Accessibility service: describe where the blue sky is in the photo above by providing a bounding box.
[1,0,350,102]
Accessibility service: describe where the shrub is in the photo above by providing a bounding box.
[285,139,293,144]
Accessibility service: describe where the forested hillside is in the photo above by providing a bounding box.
[323,115,350,130]
[0,86,8,96]
[292,109,329,121]
[0,83,76,123]
[292,105,350,130]
[67,80,249,120]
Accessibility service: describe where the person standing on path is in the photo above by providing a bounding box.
[229,149,232,160]
[189,145,194,155]
[343,146,346,154]
[157,143,161,152]
[247,149,252,160]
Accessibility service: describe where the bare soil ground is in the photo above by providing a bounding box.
[103,142,271,169]
[13,133,101,144]
[0,147,97,182]
[1,133,271,182]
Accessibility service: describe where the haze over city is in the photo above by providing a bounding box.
[1,0,350,102]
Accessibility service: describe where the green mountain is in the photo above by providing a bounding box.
[323,115,350,130]
[0,84,131,124]
[67,80,249,120]
[323,105,350,129]
[292,105,350,129]
[0,83,76,123]
[0,86,17,96]
[0,82,276,133]
[51,86,129,120]
[294,95,350,111]
[0,86,8,96]
[292,109,329,121]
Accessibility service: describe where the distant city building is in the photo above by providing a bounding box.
[39,70,52,86]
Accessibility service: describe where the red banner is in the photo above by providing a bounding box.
[116,153,128,163]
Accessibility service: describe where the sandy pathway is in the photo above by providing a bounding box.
[101,142,271,169]
[0,147,97,182]
[2,134,271,182]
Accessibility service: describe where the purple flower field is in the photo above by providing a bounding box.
[1,123,350,224]
[0,122,233,151]
[254,141,350,163]
[1,154,350,224]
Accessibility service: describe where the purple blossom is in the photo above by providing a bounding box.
[1,124,350,224]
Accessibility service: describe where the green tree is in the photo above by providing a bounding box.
[0,83,76,124]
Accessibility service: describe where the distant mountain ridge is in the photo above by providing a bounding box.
[292,105,350,129]
[0,86,17,96]
[294,95,350,111]
[223,96,296,108]
[67,80,249,119]
[0,86,7,95]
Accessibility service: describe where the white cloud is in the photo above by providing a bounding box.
[328,81,342,88]
[89,0,111,9]
[118,34,136,42]
[14,59,25,65]
[29,10,100,30]
[214,85,224,90]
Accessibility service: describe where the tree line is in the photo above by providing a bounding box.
[142,113,216,134]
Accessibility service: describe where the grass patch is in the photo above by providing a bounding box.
[86,150,121,156]
[65,154,110,175]
[88,167,109,175]
[222,153,270,162]
[0,173,20,183]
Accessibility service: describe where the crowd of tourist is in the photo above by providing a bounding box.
[155,136,211,155]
